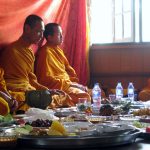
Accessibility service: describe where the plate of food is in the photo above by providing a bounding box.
[139,127,150,140]
[54,107,77,117]
[16,120,141,149]
[0,128,17,148]
[17,128,140,149]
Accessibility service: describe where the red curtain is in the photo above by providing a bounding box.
[0,0,89,85]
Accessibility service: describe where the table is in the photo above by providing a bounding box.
[1,138,150,150]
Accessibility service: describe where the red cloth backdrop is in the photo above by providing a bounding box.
[0,0,89,85]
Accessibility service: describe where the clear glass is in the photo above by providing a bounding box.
[109,94,116,101]
[76,98,87,113]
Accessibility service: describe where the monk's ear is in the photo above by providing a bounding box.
[24,24,31,33]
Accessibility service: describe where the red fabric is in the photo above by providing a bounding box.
[0,0,89,85]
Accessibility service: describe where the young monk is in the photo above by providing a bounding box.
[0,15,73,110]
[35,23,92,104]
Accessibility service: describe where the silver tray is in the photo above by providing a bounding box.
[17,129,140,149]
[139,132,150,140]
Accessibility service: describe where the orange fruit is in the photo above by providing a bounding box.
[51,120,67,135]
[47,128,63,136]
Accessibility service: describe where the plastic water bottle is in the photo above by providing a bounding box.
[116,82,123,100]
[92,83,101,109]
[128,82,134,101]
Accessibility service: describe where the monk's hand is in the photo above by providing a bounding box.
[70,83,88,92]
[0,91,18,112]
[10,98,18,112]
[49,89,72,99]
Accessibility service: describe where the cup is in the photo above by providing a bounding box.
[76,98,87,113]
[109,94,116,101]
[78,98,87,104]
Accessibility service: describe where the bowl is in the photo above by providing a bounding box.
[25,90,52,109]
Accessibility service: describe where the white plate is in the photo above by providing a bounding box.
[119,116,139,121]
[13,114,27,119]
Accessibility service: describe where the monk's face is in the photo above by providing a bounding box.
[48,26,63,45]
[28,21,45,44]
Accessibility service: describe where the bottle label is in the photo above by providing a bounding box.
[128,89,134,94]
[93,92,101,98]
[117,90,122,95]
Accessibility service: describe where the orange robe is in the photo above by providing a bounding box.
[138,78,150,101]
[0,67,7,93]
[0,68,10,115]
[0,38,72,109]
[0,38,45,92]
[0,67,24,114]
[36,44,91,104]
[0,97,10,116]
[0,67,26,111]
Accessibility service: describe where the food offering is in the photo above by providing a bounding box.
[17,121,140,149]
[76,101,92,114]
[0,114,14,125]
[25,119,52,127]
[0,114,18,147]
[54,107,77,117]
[99,104,115,116]
[0,100,147,148]
[133,108,150,116]
[15,120,68,136]
[48,120,67,136]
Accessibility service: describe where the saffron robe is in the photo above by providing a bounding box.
[0,38,72,110]
[0,97,10,116]
[0,67,7,93]
[138,78,150,101]
[0,38,45,92]
[0,67,26,111]
[0,68,10,115]
[35,44,91,104]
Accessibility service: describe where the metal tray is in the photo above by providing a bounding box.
[17,129,140,149]
[139,132,150,140]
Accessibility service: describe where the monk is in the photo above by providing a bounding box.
[0,67,18,115]
[0,15,73,110]
[138,78,150,101]
[35,23,93,104]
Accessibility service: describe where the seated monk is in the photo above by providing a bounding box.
[0,91,18,115]
[0,67,18,115]
[0,96,10,116]
[138,78,150,101]
[35,23,105,104]
[0,15,73,111]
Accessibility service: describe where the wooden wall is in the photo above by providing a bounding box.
[89,43,150,90]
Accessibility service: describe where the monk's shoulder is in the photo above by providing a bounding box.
[40,45,50,55]
[5,40,19,53]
